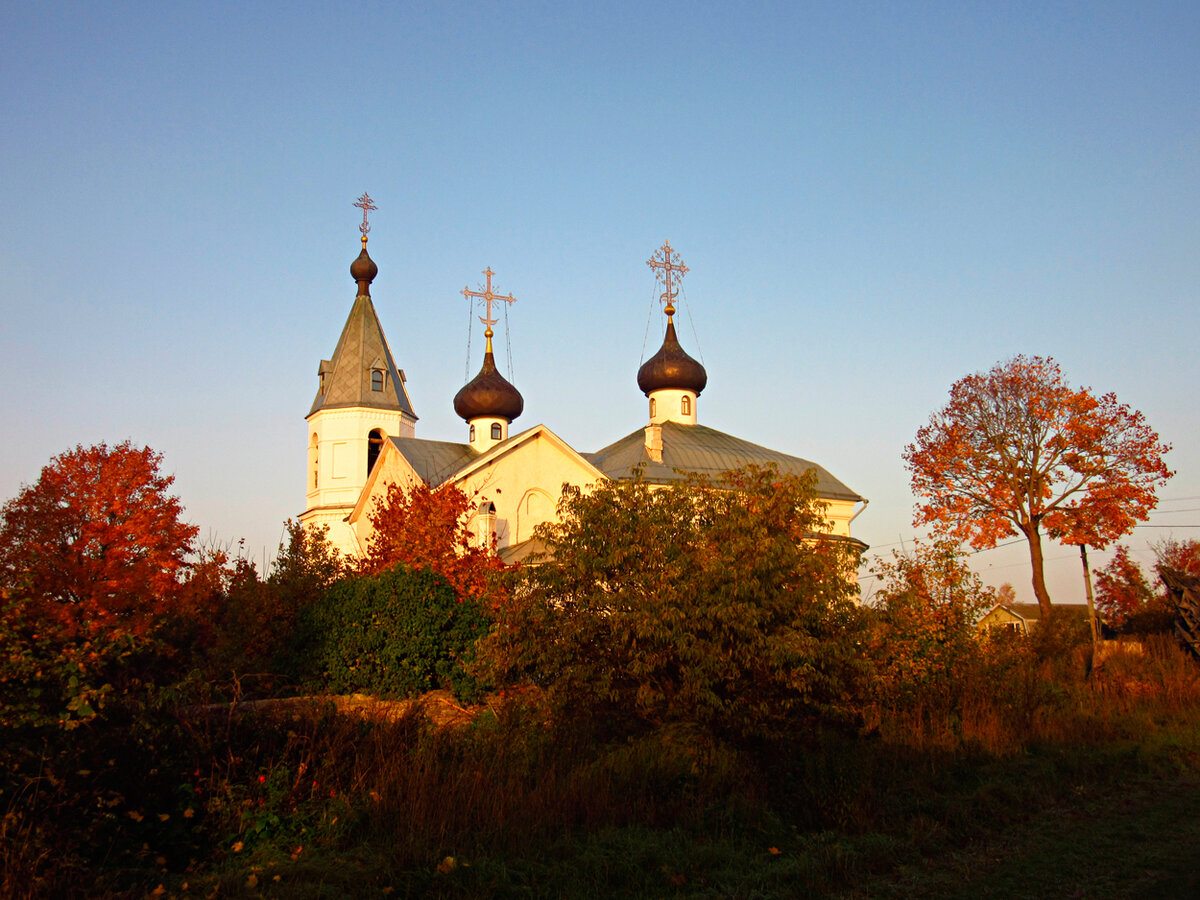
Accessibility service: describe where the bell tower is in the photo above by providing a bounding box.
[300,194,417,555]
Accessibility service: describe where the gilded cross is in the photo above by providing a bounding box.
[353,192,377,240]
[462,267,517,352]
[647,240,688,318]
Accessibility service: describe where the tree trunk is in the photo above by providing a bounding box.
[1022,523,1054,619]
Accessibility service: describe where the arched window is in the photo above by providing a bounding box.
[476,501,497,548]
[649,397,657,418]
[310,434,319,489]
[469,424,476,442]
[491,422,502,440]
[371,369,384,391]
[681,395,691,416]
[367,428,384,474]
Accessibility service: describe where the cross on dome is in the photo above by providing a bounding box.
[461,267,517,353]
[647,240,688,318]
[353,192,377,247]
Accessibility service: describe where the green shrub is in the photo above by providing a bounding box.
[480,465,868,745]
[290,565,490,702]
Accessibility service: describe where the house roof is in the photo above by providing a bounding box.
[982,602,1094,624]
[584,421,862,502]
[308,246,417,419]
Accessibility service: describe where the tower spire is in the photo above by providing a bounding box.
[461,267,517,354]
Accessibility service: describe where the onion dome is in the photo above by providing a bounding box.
[637,320,708,396]
[453,351,524,422]
[350,240,378,295]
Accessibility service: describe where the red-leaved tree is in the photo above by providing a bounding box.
[361,480,506,607]
[904,356,1172,618]
[1093,545,1156,630]
[0,442,198,636]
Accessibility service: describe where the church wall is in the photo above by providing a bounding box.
[451,433,601,551]
[305,407,415,511]
[824,498,857,538]
[302,407,417,558]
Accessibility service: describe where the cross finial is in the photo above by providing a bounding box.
[461,267,517,354]
[647,239,688,318]
[353,192,377,246]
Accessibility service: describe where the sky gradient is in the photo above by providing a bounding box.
[3,1,1197,603]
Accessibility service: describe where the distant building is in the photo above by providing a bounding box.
[300,224,867,561]
[977,602,1096,637]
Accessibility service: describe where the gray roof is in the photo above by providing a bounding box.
[389,437,477,487]
[309,292,417,419]
[584,421,862,502]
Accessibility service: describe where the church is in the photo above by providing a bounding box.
[300,201,867,562]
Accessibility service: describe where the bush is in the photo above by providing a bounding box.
[289,565,490,702]
[479,465,868,745]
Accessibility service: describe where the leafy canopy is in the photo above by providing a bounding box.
[867,540,996,704]
[904,356,1171,613]
[479,465,868,743]
[0,441,198,637]
[362,480,505,607]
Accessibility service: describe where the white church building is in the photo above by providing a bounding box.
[300,216,866,562]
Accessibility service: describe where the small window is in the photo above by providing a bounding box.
[491,423,502,440]
[469,424,476,442]
[371,369,384,391]
[649,397,657,418]
[681,395,691,415]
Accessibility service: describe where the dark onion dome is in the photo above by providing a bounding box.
[453,351,524,422]
[637,320,708,396]
[350,244,378,294]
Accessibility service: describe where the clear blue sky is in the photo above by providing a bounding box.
[2,1,1197,602]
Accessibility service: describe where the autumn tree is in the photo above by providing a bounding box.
[0,442,198,637]
[1093,538,1195,635]
[1155,537,1200,577]
[479,466,868,743]
[361,479,505,607]
[904,356,1172,619]
[1093,546,1157,630]
[868,540,996,705]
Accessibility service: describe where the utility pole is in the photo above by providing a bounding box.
[1080,544,1100,659]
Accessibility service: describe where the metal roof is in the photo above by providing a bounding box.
[584,421,862,502]
[389,437,477,487]
[308,292,417,419]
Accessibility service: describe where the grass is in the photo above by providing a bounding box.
[4,638,1199,898]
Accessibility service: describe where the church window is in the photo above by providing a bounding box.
[470,424,476,442]
[371,369,384,391]
[310,435,319,489]
[681,395,691,415]
[367,428,384,474]
[649,398,657,418]
[491,422,502,440]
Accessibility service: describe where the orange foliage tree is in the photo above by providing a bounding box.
[868,540,996,705]
[360,480,505,607]
[904,356,1172,618]
[0,442,198,637]
[1093,545,1156,630]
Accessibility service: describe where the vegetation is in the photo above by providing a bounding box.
[904,355,1172,616]
[289,564,490,702]
[480,466,868,744]
[2,442,1198,898]
[1094,538,1199,635]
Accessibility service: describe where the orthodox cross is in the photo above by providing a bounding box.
[462,267,517,353]
[647,239,688,318]
[353,192,377,245]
